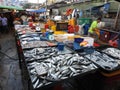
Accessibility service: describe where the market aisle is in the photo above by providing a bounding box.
[0,32,25,90]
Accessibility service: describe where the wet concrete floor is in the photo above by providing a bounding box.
[0,32,27,90]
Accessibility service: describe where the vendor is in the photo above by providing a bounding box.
[109,32,120,49]
[88,18,101,41]
[13,18,22,25]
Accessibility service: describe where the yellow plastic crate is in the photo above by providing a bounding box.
[54,31,67,34]
[51,25,56,32]
[41,28,46,33]
[74,35,81,38]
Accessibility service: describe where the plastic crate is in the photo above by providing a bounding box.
[78,18,92,25]
[54,31,67,34]
[74,38,84,43]
[57,42,65,51]
[73,42,83,51]
[83,24,90,35]
[84,47,95,54]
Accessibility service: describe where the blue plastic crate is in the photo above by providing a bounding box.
[57,42,65,51]
[74,38,84,43]
[73,42,83,50]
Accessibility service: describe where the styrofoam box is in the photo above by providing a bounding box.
[81,37,94,47]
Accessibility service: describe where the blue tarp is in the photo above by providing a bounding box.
[33,8,46,13]
[86,3,110,16]
[86,3,110,12]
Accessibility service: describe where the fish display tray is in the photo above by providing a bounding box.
[20,37,40,42]
[16,27,42,35]
[23,47,74,62]
[26,53,97,89]
[18,33,42,44]
[84,50,120,72]
[19,33,40,39]
[96,45,120,60]
[21,41,49,49]
[15,25,98,89]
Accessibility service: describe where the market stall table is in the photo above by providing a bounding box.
[24,53,97,89]
[15,25,99,90]
[15,25,120,90]
[15,26,42,68]
[96,45,120,77]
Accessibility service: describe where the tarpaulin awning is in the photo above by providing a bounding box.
[48,1,67,9]
[0,5,24,10]
[86,3,110,12]
[26,9,37,12]
[33,8,46,13]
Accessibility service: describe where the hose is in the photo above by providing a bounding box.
[0,50,18,60]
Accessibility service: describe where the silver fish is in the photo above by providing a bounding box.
[32,76,37,83]
[37,83,43,88]
[102,48,120,59]
[69,67,76,73]
[61,77,68,79]
[33,79,39,89]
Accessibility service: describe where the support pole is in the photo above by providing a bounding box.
[114,4,120,30]
[45,0,47,22]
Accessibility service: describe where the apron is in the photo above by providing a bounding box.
[94,28,100,37]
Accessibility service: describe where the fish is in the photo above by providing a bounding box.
[50,74,58,80]
[85,51,118,70]
[33,79,39,89]
[27,53,97,81]
[61,77,68,79]
[61,69,69,74]
[32,76,37,83]
[30,69,36,74]
[22,41,48,49]
[69,67,77,73]
[73,73,79,76]
[102,48,120,59]
[37,83,43,88]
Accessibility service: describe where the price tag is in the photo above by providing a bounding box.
[35,65,47,76]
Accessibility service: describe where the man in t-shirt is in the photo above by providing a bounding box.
[1,14,8,33]
[88,18,101,41]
